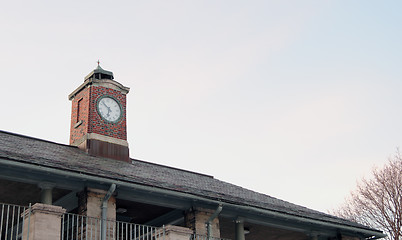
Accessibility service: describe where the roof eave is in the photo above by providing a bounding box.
[0,157,386,239]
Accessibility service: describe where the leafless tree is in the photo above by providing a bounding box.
[333,152,402,239]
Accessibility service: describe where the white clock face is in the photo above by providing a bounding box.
[97,96,122,123]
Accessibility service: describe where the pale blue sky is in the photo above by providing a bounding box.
[1,1,401,212]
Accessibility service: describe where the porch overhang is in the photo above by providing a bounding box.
[0,157,386,239]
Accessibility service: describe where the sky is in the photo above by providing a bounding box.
[1,1,401,213]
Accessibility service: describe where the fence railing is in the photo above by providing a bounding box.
[61,212,165,240]
[0,203,30,240]
[0,203,230,240]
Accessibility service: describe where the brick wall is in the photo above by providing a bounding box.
[70,86,90,145]
[88,86,127,140]
[70,85,127,145]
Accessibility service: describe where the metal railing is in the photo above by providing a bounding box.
[0,203,31,240]
[0,203,165,240]
[61,212,165,240]
[1,203,230,240]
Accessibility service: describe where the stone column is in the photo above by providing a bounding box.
[235,219,245,240]
[22,203,66,240]
[77,188,116,239]
[39,183,54,205]
[185,207,221,238]
[163,225,194,240]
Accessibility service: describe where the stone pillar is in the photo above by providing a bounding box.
[163,225,194,240]
[22,203,66,240]
[185,207,221,238]
[235,219,245,240]
[77,188,116,239]
[39,183,54,205]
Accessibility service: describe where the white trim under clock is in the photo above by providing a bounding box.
[72,133,129,147]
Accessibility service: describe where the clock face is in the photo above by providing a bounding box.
[97,96,122,123]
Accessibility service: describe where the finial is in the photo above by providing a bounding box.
[97,59,100,66]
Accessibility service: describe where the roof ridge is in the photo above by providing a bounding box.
[0,130,76,149]
[0,130,214,179]
[131,158,214,179]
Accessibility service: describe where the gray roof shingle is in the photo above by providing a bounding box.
[0,130,377,232]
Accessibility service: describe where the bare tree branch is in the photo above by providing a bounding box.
[331,151,402,240]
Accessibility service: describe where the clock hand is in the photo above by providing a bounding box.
[102,101,110,110]
[102,102,112,116]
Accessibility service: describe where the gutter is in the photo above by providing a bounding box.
[0,159,387,239]
[101,183,116,240]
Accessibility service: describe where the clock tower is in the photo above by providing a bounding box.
[68,63,130,162]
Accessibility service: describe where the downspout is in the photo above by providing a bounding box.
[101,183,116,240]
[206,204,223,239]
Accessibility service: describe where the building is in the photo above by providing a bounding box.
[0,65,386,240]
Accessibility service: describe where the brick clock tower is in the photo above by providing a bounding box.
[68,63,130,162]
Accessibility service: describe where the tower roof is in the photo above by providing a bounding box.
[68,64,129,100]
[84,63,114,81]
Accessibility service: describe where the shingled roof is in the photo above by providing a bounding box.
[0,130,382,235]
